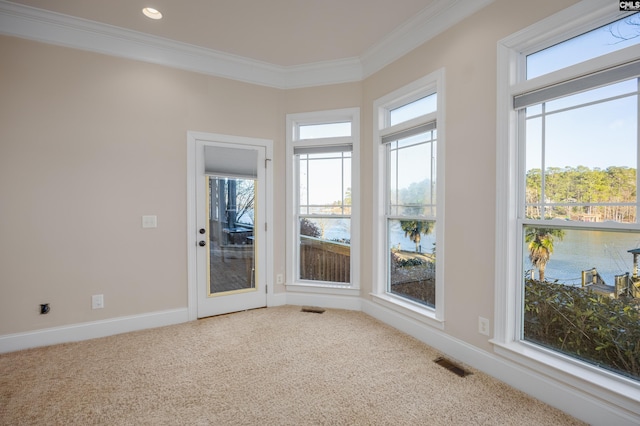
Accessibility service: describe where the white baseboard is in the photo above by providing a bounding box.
[361,299,639,426]
[0,308,189,354]
[267,292,287,307]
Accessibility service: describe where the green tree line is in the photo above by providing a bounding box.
[526,166,636,222]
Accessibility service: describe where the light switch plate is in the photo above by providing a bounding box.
[142,215,157,228]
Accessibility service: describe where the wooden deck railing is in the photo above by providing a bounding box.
[300,236,350,283]
[582,267,607,287]
[582,267,615,298]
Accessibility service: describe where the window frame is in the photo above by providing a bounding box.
[496,1,640,408]
[372,69,446,328]
[286,108,360,292]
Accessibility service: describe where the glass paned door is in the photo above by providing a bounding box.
[208,176,256,294]
[196,141,267,318]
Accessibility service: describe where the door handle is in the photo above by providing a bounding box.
[198,241,206,247]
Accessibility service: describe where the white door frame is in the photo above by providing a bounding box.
[186,131,274,320]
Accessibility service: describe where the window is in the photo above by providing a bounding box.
[526,13,640,79]
[497,4,640,397]
[286,108,360,289]
[386,124,437,307]
[373,70,445,324]
[389,93,437,126]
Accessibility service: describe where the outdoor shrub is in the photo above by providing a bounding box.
[400,258,425,267]
[300,218,321,238]
[391,252,425,268]
[524,279,640,380]
[331,238,350,244]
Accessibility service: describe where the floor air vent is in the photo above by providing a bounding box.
[301,306,325,314]
[434,357,470,377]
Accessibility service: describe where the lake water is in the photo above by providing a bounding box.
[322,218,437,253]
[525,229,640,286]
[322,219,640,286]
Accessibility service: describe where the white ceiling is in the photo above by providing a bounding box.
[0,0,494,87]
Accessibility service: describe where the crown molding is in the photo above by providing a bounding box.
[361,0,495,77]
[0,0,493,89]
[282,57,363,89]
[0,0,290,88]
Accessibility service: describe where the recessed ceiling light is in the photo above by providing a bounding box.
[142,7,162,20]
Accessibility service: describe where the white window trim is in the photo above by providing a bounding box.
[372,68,446,329]
[286,107,360,291]
[495,0,640,412]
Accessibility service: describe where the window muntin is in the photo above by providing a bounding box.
[543,79,637,113]
[387,130,437,217]
[515,13,640,382]
[299,152,351,215]
[526,13,640,79]
[523,77,638,223]
[384,124,437,308]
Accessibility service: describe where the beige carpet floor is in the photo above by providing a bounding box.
[0,306,584,425]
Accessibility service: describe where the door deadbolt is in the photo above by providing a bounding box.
[199,228,206,234]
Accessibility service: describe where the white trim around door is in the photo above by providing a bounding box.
[186,131,274,320]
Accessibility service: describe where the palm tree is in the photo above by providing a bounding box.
[400,220,433,252]
[525,227,565,281]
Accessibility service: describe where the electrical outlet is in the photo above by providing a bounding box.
[276,274,284,285]
[142,215,157,228]
[478,316,490,336]
[92,294,104,309]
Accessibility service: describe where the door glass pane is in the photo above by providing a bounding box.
[208,177,256,294]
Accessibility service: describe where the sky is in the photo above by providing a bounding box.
[525,83,637,171]
[525,14,639,172]
[526,13,639,79]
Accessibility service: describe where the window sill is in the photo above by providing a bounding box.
[492,339,640,412]
[286,283,360,297]
[371,293,444,330]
